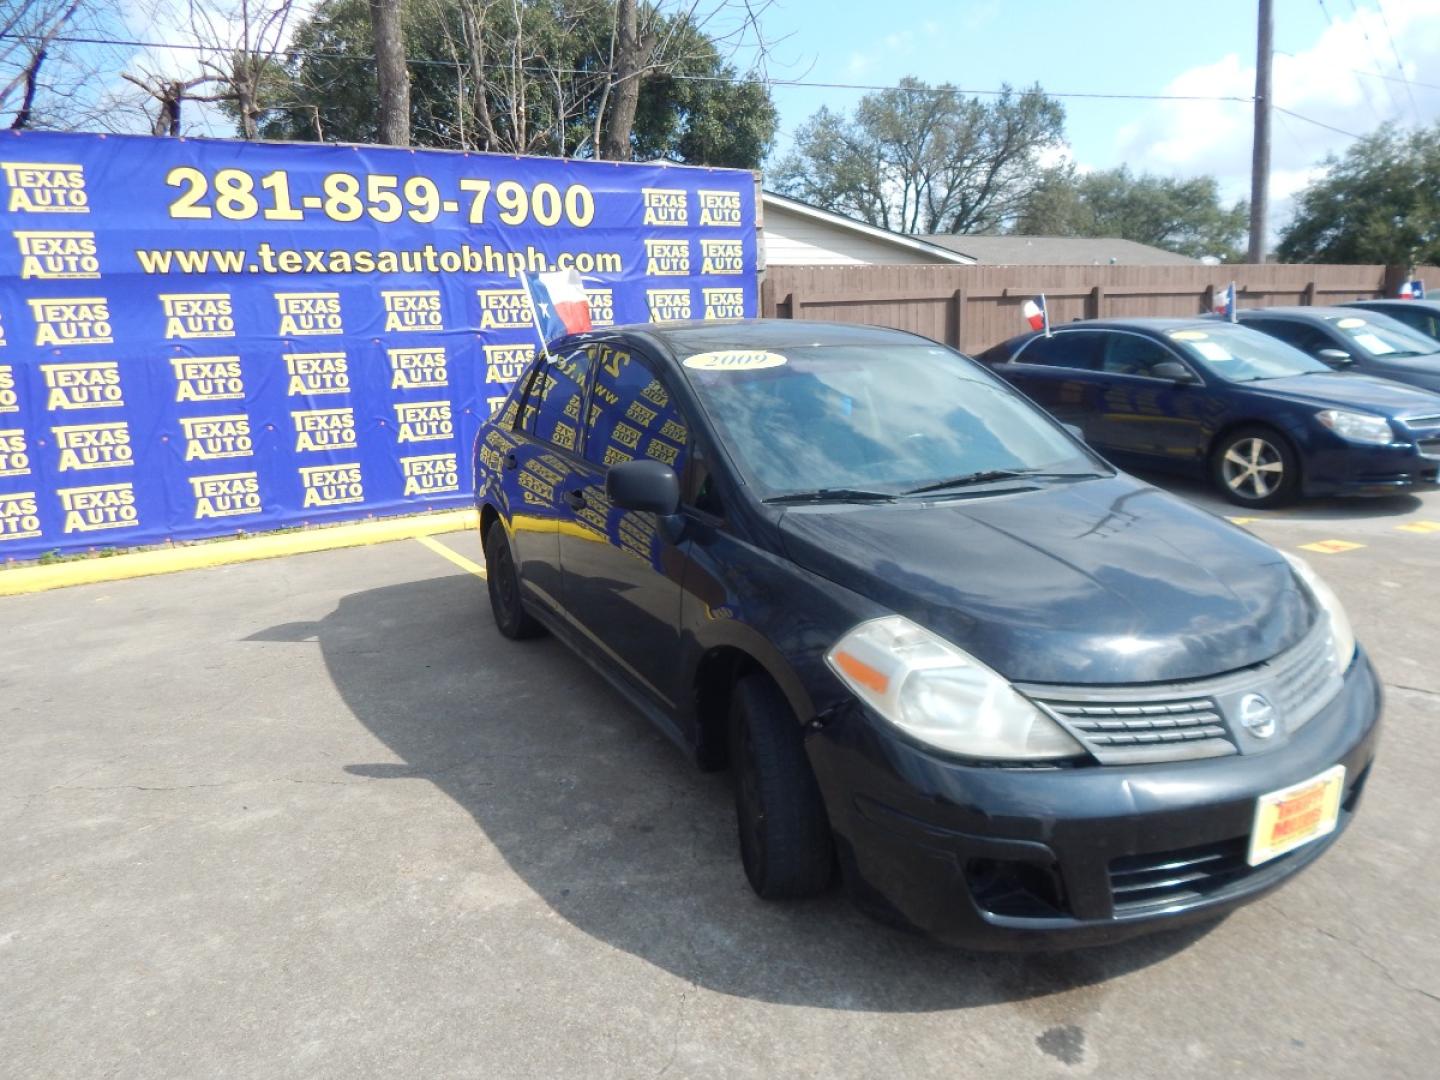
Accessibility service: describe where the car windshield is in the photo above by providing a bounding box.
[677,343,1104,499]
[1327,314,1439,359]
[1166,326,1329,381]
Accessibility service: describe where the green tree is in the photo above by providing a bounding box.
[1276,123,1440,265]
[254,0,775,167]
[1012,166,1249,261]
[772,78,1066,234]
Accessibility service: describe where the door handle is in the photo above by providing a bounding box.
[503,451,518,470]
[564,489,586,510]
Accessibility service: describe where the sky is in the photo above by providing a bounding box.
[752,0,1440,230]
[97,0,1440,235]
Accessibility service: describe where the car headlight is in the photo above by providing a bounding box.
[1316,409,1393,445]
[1282,552,1357,668]
[825,615,1084,760]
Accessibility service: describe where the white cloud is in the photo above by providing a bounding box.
[1113,0,1440,231]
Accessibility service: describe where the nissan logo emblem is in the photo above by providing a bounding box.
[1239,693,1277,739]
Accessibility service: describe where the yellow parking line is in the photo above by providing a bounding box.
[0,509,479,597]
[1298,539,1366,555]
[415,534,487,578]
[1395,521,1440,534]
[1227,516,1260,525]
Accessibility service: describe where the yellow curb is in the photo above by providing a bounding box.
[1298,539,1366,555]
[0,509,479,597]
[415,534,487,579]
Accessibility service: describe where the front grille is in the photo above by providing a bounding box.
[1109,838,1265,914]
[1263,622,1342,728]
[1020,617,1345,765]
[1038,697,1232,764]
[1402,415,1440,458]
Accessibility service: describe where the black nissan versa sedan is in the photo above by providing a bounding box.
[980,318,1440,508]
[472,320,1380,950]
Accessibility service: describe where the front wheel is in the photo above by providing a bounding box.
[1211,426,1299,508]
[730,674,834,900]
[483,523,545,640]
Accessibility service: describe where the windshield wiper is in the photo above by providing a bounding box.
[764,487,898,504]
[902,469,1096,495]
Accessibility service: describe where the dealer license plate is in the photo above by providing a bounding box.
[1247,764,1346,867]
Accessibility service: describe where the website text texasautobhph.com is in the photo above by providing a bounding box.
[133,240,624,277]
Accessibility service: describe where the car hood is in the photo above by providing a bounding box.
[1243,371,1440,415]
[777,475,1313,685]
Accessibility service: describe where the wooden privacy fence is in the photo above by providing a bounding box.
[759,264,1438,355]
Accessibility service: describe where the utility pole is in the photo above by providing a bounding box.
[1249,0,1273,263]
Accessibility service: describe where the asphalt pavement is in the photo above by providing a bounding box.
[3,478,1438,1079]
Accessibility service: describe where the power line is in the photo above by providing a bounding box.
[0,31,1256,103]
[1274,105,1365,139]
[1373,0,1422,122]
[1343,0,1404,115]
[1314,0,1386,122]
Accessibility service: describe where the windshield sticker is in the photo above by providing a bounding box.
[1335,317,1367,329]
[1190,341,1234,362]
[1168,330,1209,341]
[1352,332,1396,355]
[683,349,788,371]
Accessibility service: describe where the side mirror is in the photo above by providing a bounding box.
[1317,348,1353,367]
[1151,361,1197,383]
[607,458,680,516]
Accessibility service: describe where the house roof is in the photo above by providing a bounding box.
[761,192,975,264]
[915,234,1202,266]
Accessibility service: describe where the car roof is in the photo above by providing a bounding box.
[596,318,926,357]
[1342,298,1440,310]
[1235,306,1372,320]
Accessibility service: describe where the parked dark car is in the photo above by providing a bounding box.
[1236,306,1440,393]
[473,319,1379,950]
[978,318,1440,507]
[1339,298,1440,343]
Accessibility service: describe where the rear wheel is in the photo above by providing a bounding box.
[1211,426,1299,508]
[730,674,834,900]
[484,524,545,640]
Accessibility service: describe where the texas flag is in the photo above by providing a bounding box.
[1213,282,1237,321]
[523,269,593,341]
[1022,294,1049,335]
[1399,279,1425,300]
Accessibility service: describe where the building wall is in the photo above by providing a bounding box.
[761,202,951,266]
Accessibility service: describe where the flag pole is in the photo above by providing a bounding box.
[518,272,554,363]
[1229,281,1238,323]
[1042,292,1051,338]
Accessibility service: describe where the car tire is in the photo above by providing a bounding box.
[484,523,545,640]
[730,673,834,900]
[1211,425,1300,508]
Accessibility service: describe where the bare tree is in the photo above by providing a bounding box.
[0,0,88,128]
[121,0,299,138]
[369,0,409,145]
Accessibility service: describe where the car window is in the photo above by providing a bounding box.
[1325,314,1440,358]
[1013,332,1102,371]
[583,342,690,479]
[1165,325,1328,381]
[1101,334,1182,377]
[519,347,590,453]
[1245,319,1333,356]
[679,343,1102,499]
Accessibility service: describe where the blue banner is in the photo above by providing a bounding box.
[0,132,756,559]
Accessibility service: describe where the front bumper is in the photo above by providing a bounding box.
[1300,436,1440,497]
[805,649,1382,950]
